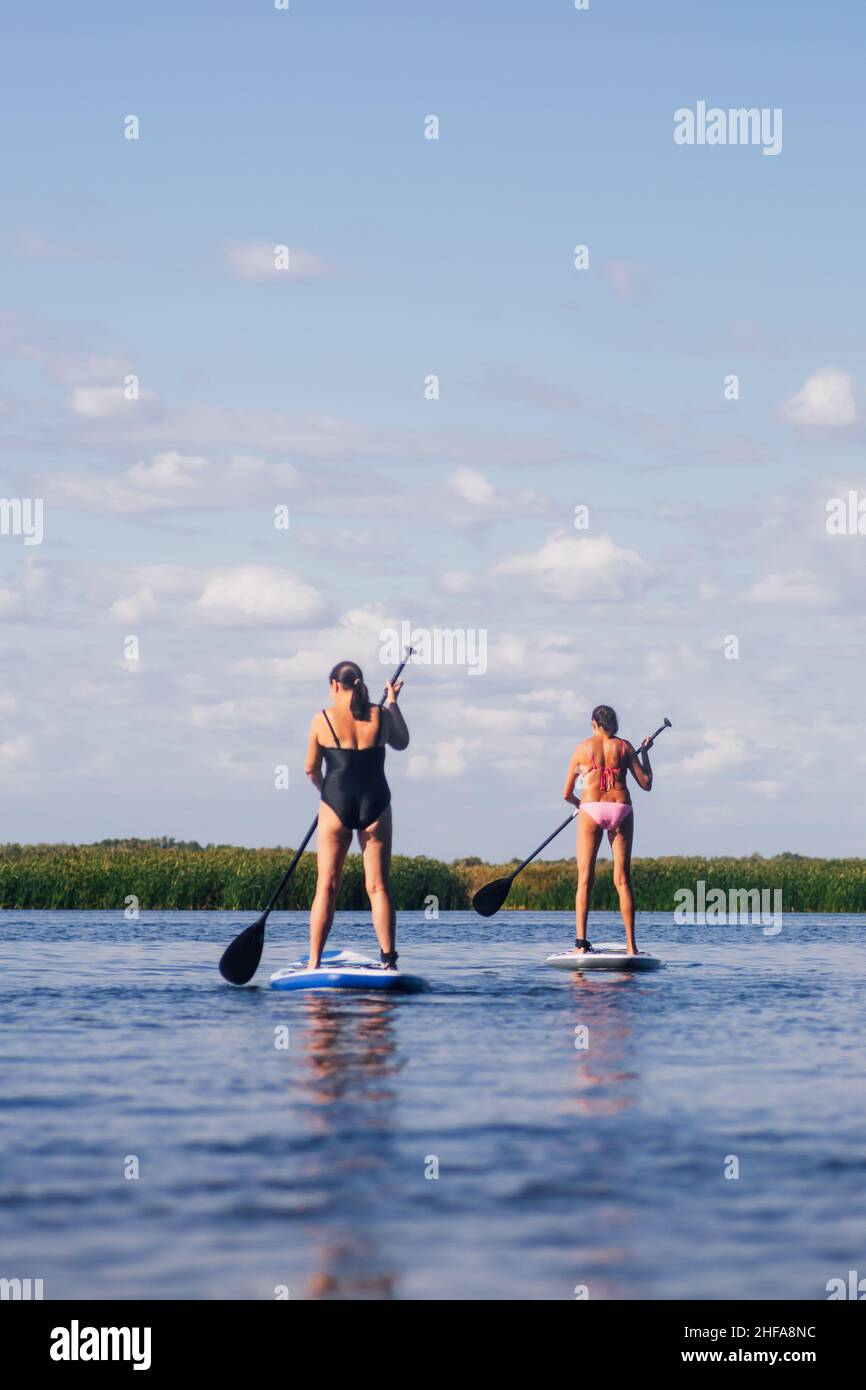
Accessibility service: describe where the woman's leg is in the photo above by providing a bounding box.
[575,810,603,948]
[609,813,637,953]
[358,806,395,963]
[308,803,352,969]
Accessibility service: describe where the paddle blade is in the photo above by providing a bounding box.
[471,876,514,918]
[219,915,266,985]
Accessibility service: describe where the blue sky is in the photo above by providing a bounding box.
[2,0,865,859]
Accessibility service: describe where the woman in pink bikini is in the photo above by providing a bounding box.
[561,705,653,957]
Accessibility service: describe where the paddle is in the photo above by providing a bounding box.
[471,716,672,918]
[218,647,415,984]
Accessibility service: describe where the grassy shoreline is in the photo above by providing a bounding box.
[1,842,865,912]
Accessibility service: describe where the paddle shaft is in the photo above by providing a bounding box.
[508,813,576,880]
[260,648,414,919]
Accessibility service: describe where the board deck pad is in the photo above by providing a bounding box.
[546,942,663,972]
[270,948,428,993]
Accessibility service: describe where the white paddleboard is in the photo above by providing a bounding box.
[546,942,663,972]
[270,948,427,993]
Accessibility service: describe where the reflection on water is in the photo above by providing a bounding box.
[294,996,401,1299]
[299,995,402,1105]
[566,975,644,1116]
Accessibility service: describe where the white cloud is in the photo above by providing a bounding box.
[110,588,160,623]
[492,531,654,601]
[781,368,857,427]
[231,605,403,683]
[448,469,498,506]
[445,468,547,518]
[42,449,289,515]
[643,644,710,684]
[0,588,24,617]
[108,565,328,627]
[743,569,833,609]
[71,385,161,418]
[127,451,207,490]
[194,567,328,624]
[515,687,588,721]
[407,737,475,779]
[225,242,329,281]
[0,734,29,762]
[489,630,579,679]
[681,729,748,775]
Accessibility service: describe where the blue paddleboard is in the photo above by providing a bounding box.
[270,948,427,993]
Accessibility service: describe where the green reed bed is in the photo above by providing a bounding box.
[455,854,866,913]
[0,843,863,912]
[0,841,466,911]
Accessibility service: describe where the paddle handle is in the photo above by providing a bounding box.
[262,648,414,919]
[376,646,414,708]
[632,717,671,757]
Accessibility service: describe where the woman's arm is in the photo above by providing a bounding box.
[304,716,324,792]
[627,738,653,792]
[383,679,409,750]
[562,745,583,807]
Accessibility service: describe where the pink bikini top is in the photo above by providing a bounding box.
[584,738,627,792]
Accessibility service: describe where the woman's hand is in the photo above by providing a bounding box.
[383,684,410,749]
[631,737,653,791]
[562,747,582,806]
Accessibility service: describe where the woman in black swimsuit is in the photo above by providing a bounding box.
[304,661,409,971]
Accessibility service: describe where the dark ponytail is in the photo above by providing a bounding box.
[591,704,619,735]
[329,660,372,721]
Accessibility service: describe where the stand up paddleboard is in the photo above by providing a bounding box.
[546,942,663,973]
[270,948,427,993]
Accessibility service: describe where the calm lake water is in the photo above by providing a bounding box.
[1,910,864,1301]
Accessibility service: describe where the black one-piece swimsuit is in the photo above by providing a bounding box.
[320,708,391,831]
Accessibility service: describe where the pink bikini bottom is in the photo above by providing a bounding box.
[580,802,633,831]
